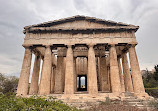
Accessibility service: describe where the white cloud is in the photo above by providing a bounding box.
[0,0,158,76]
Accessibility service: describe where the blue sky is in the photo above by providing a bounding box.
[0,0,158,77]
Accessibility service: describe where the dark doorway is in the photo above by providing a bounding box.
[77,75,87,91]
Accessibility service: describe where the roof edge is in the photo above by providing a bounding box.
[24,15,139,29]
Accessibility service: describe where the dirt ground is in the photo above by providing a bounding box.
[85,104,158,111]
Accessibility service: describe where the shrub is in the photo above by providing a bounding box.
[145,88,158,98]
[0,73,19,94]
[0,93,81,111]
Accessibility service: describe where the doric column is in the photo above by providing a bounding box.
[62,57,66,92]
[39,45,52,95]
[17,46,32,96]
[64,45,74,94]
[122,53,134,92]
[51,53,56,93]
[109,44,121,93]
[98,57,101,91]
[117,57,125,92]
[51,67,56,93]
[100,57,109,91]
[129,44,145,93]
[74,57,77,92]
[107,66,112,92]
[29,53,41,95]
[88,44,98,95]
[54,56,64,93]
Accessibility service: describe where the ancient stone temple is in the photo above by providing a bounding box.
[17,15,148,99]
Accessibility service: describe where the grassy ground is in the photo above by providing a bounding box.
[145,87,158,98]
[85,99,158,111]
[85,104,146,111]
[0,93,81,111]
[0,93,158,111]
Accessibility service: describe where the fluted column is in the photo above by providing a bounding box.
[17,46,32,96]
[88,44,98,95]
[109,44,121,93]
[51,53,56,93]
[129,45,145,93]
[29,53,41,95]
[39,45,52,95]
[117,57,125,92]
[62,57,66,92]
[54,56,64,93]
[98,57,101,91]
[100,57,109,91]
[64,45,74,94]
[74,57,77,92]
[107,66,111,92]
[51,67,56,93]
[122,53,134,92]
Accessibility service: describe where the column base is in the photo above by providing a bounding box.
[54,92,63,94]
[16,93,28,97]
[134,93,149,99]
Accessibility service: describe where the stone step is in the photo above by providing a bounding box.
[123,99,143,102]
[122,97,137,100]
[124,93,135,97]
[126,102,144,105]
[131,104,145,107]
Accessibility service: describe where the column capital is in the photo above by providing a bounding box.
[108,44,116,47]
[22,44,33,49]
[87,43,96,48]
[45,45,51,48]
[34,51,40,56]
[67,45,72,48]
[117,55,122,59]
[128,44,137,48]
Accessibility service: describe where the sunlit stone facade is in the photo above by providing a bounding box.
[17,15,148,99]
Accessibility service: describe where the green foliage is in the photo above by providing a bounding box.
[0,73,19,94]
[144,78,158,88]
[143,65,158,98]
[145,88,158,98]
[0,93,81,111]
[143,66,158,88]
[154,65,158,81]
[0,73,5,92]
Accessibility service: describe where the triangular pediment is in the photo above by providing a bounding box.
[25,15,137,29]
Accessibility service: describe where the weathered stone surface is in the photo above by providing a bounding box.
[88,45,98,95]
[17,16,148,101]
[99,57,109,91]
[54,56,64,93]
[29,54,41,95]
[129,45,145,94]
[64,45,75,94]
[39,46,52,95]
[117,58,125,92]
[50,67,55,93]
[122,53,134,92]
[109,45,121,93]
[74,57,77,92]
[17,47,32,96]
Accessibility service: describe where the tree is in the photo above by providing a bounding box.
[145,69,152,82]
[143,68,158,88]
[154,65,158,81]
[0,73,19,94]
[2,76,19,93]
[0,73,5,92]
